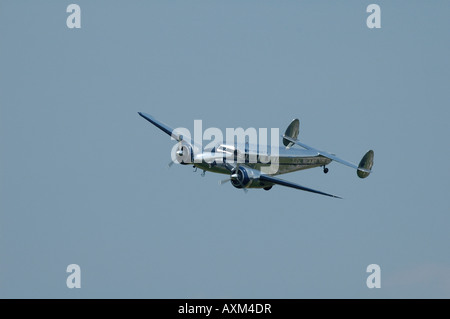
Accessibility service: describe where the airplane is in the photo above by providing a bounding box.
[138,112,374,199]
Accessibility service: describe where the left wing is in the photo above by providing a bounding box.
[259,174,342,199]
[221,161,341,198]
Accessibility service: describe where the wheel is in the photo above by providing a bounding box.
[323,167,329,174]
[263,186,273,191]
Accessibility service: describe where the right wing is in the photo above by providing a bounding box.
[138,112,203,150]
[138,112,183,142]
[259,174,342,199]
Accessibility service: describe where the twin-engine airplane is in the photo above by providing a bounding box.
[138,112,374,199]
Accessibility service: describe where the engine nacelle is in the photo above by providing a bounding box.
[230,166,261,189]
[175,142,193,165]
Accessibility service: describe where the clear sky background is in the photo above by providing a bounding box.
[1,1,449,298]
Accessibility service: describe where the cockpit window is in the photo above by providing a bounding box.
[217,145,234,153]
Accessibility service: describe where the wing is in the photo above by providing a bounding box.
[282,136,372,175]
[138,112,203,149]
[138,112,183,142]
[259,174,342,199]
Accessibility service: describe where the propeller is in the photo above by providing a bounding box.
[168,139,186,168]
[219,164,248,193]
[234,164,248,193]
[168,143,182,168]
[219,178,230,185]
[170,136,189,166]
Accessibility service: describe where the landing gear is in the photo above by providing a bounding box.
[323,166,329,174]
[201,170,206,177]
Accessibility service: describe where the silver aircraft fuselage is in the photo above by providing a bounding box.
[193,143,332,176]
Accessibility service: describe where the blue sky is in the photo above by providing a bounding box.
[1,1,449,298]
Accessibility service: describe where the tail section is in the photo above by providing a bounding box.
[283,119,300,149]
[357,150,374,178]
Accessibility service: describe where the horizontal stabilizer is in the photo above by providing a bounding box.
[282,135,373,177]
